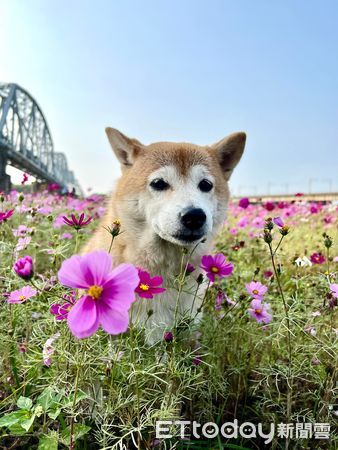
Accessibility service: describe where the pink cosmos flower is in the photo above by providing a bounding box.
[246,281,268,299]
[58,251,139,338]
[13,225,32,237]
[135,269,166,299]
[237,216,249,228]
[310,252,325,265]
[248,299,272,324]
[238,197,250,209]
[62,213,93,230]
[7,286,37,304]
[15,236,31,252]
[200,253,234,282]
[0,209,14,223]
[330,284,338,299]
[13,256,34,279]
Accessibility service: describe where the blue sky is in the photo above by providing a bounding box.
[1,0,337,195]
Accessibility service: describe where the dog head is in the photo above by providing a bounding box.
[106,128,246,246]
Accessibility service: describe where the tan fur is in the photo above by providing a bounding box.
[82,129,246,340]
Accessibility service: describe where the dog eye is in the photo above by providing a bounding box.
[150,178,170,191]
[198,179,213,192]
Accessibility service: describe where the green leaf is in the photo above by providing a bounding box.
[48,408,61,420]
[59,424,91,446]
[61,389,89,408]
[20,410,37,432]
[17,396,33,410]
[37,387,58,411]
[38,434,59,450]
[8,423,28,435]
[0,410,28,427]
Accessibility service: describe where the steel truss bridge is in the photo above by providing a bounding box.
[0,83,82,194]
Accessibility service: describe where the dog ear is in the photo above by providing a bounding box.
[212,132,246,180]
[105,127,144,168]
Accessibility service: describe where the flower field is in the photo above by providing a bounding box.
[0,189,337,449]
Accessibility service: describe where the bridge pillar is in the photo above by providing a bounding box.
[0,150,11,192]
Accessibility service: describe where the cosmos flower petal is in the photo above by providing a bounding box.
[58,255,90,288]
[150,275,164,286]
[67,296,99,338]
[97,302,130,334]
[81,250,113,285]
[103,263,139,292]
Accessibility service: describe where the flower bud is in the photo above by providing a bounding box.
[13,256,34,280]
[265,218,274,230]
[163,331,174,343]
[323,233,333,249]
[18,193,24,202]
[263,229,273,244]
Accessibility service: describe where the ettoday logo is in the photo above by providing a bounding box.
[156,420,330,444]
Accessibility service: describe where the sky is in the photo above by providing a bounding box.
[0,0,337,196]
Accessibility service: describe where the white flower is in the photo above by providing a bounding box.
[295,256,312,267]
[42,332,60,366]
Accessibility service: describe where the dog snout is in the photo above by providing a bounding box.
[181,208,206,231]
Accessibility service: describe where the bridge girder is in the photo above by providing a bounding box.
[0,83,82,195]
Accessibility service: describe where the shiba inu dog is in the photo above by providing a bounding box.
[82,128,246,340]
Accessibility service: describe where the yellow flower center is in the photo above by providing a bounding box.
[87,285,103,300]
[255,308,262,314]
[211,266,219,273]
[139,283,149,291]
[252,289,259,295]
[19,295,26,301]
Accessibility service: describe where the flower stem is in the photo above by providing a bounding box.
[268,241,293,447]
[108,236,114,254]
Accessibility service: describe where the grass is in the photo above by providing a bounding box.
[0,191,337,449]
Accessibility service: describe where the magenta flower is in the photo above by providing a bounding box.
[310,252,325,265]
[62,212,93,230]
[13,256,34,280]
[248,299,272,324]
[8,286,37,304]
[50,292,76,320]
[263,270,273,279]
[0,209,14,224]
[58,251,139,338]
[185,263,195,275]
[200,253,234,282]
[246,281,268,299]
[135,269,166,299]
[238,197,250,209]
[163,331,174,342]
[273,216,284,227]
[330,284,338,299]
[264,202,275,211]
[192,355,203,366]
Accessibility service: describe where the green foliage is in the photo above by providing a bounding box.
[0,193,337,448]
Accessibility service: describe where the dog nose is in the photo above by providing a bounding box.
[181,208,206,231]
